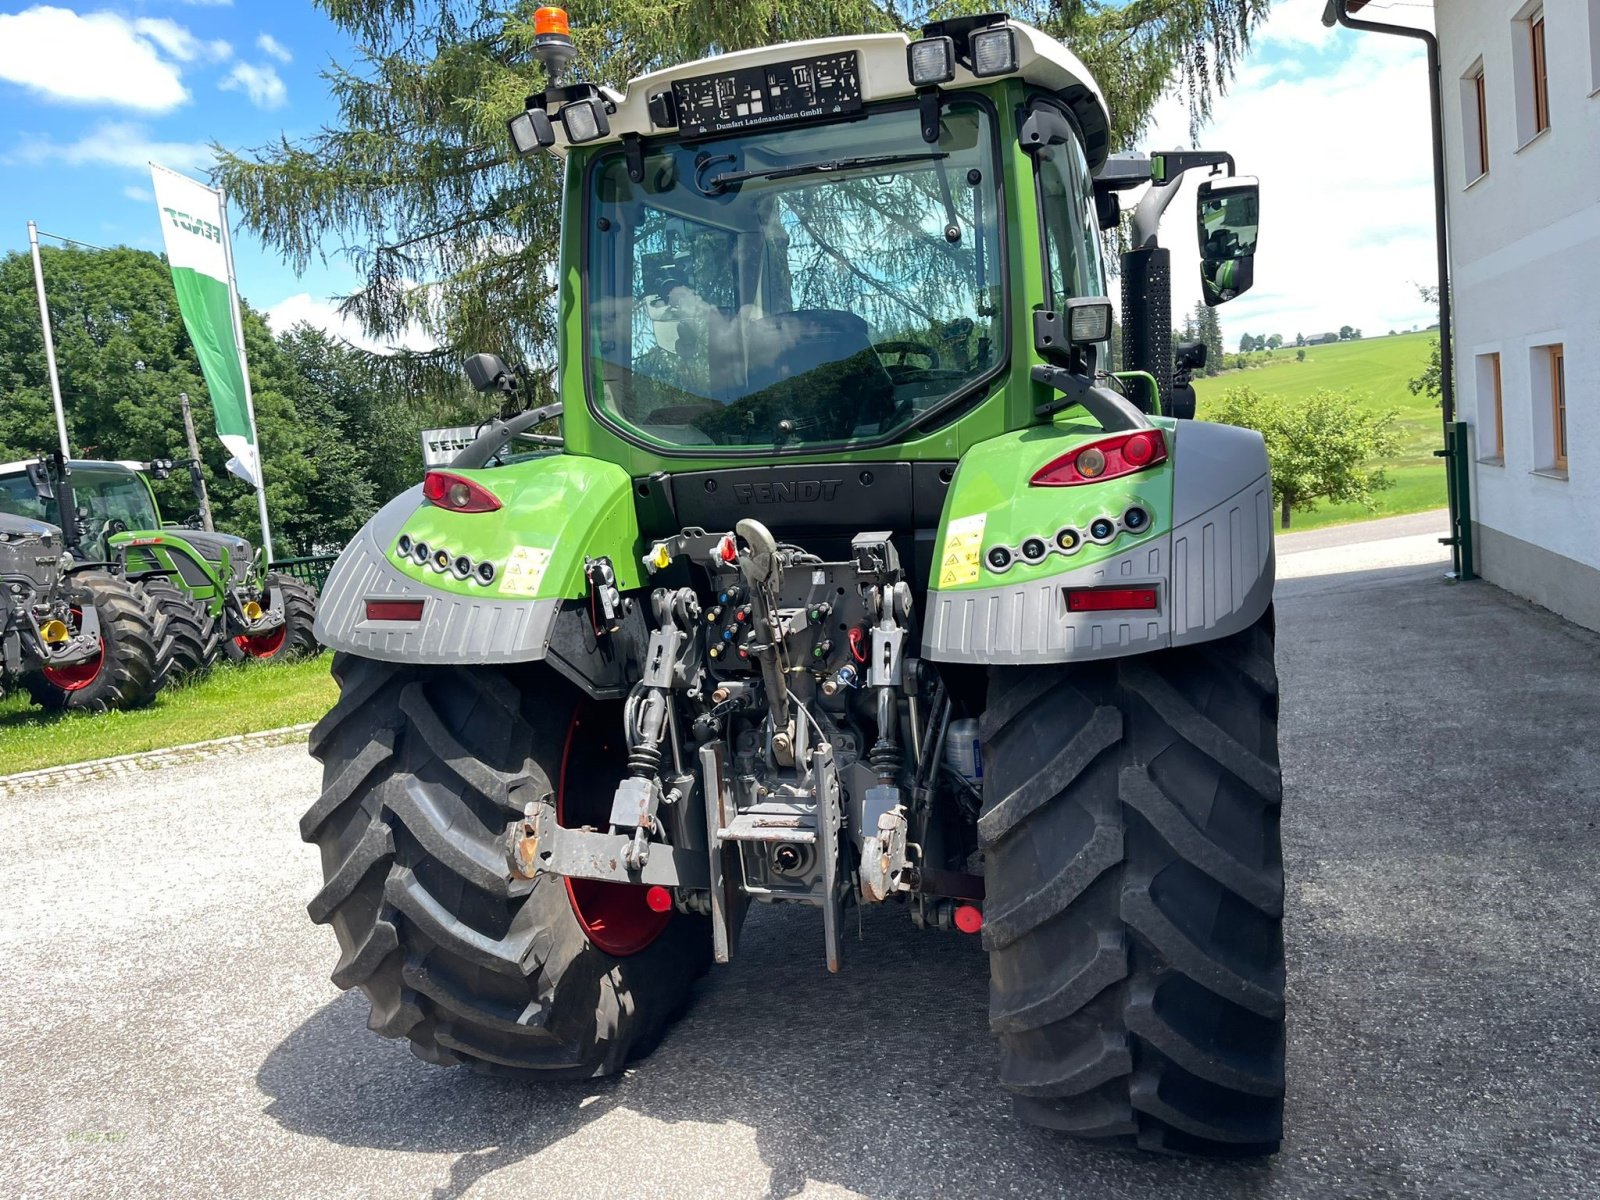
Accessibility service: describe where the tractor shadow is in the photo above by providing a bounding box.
[256,905,1276,1200]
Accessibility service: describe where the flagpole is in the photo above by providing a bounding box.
[27,220,72,460]
[214,186,274,562]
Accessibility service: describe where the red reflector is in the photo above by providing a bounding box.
[717,534,738,562]
[1030,429,1169,487]
[1065,587,1159,613]
[423,470,502,513]
[954,904,983,934]
[644,885,673,913]
[366,599,424,622]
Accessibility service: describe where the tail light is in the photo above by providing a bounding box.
[423,470,502,513]
[1030,429,1168,487]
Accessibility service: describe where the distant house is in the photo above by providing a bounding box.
[1305,333,1339,345]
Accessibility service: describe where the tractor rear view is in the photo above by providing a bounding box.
[304,11,1281,1157]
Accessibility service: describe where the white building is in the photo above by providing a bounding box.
[1435,0,1600,628]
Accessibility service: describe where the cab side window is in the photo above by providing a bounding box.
[1030,102,1106,310]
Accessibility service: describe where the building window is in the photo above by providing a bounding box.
[1513,3,1553,145]
[1531,342,1568,474]
[1477,352,1504,461]
[1551,345,1567,470]
[1460,61,1490,182]
[1532,11,1551,131]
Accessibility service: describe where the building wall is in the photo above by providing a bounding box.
[1436,0,1600,628]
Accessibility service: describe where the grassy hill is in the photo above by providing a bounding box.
[1193,331,1446,532]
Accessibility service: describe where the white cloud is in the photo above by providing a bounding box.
[256,33,292,64]
[1134,5,1440,343]
[0,6,194,111]
[132,17,230,64]
[122,183,153,202]
[265,293,438,356]
[219,61,286,109]
[10,120,213,173]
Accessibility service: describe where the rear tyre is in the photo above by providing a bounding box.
[303,654,711,1076]
[225,574,320,662]
[25,569,163,713]
[979,611,1284,1157]
[140,575,219,685]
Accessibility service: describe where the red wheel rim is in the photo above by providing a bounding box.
[234,624,288,658]
[41,607,105,692]
[558,705,671,957]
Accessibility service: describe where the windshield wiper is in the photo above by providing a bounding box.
[701,152,949,195]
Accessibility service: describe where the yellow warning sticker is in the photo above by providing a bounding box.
[500,546,553,596]
[937,513,986,588]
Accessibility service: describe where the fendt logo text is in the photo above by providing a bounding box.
[731,479,842,504]
[163,207,222,244]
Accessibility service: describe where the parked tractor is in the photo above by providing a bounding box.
[0,503,162,712]
[0,456,320,679]
[305,12,1281,1158]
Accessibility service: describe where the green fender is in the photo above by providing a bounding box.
[313,453,645,664]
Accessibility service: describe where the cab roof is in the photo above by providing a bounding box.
[550,22,1111,168]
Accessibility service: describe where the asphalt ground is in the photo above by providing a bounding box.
[4,512,1598,1199]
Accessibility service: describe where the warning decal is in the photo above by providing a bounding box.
[500,546,553,596]
[937,513,986,588]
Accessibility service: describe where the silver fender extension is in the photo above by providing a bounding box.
[312,488,560,664]
[921,420,1274,664]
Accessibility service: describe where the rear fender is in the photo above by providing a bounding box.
[922,419,1273,663]
[314,454,642,664]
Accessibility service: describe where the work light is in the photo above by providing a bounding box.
[560,97,609,143]
[508,109,554,155]
[906,36,955,86]
[969,26,1018,76]
[1065,298,1113,345]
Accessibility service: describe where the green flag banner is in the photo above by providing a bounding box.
[149,164,261,488]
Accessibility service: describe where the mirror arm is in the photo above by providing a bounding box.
[451,403,564,470]
[1031,365,1152,431]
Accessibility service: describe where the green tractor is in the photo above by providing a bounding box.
[305,12,1281,1157]
[0,455,320,677]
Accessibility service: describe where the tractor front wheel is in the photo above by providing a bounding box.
[303,655,710,1075]
[226,573,319,662]
[979,611,1285,1157]
[141,575,219,685]
[26,569,163,713]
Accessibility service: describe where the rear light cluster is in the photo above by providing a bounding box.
[983,505,1154,574]
[423,470,502,513]
[395,533,496,585]
[1029,429,1168,487]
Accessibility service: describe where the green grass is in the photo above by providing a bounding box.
[1194,331,1448,532]
[0,656,337,776]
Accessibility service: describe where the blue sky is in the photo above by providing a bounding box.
[0,1,1441,352]
[0,1,374,341]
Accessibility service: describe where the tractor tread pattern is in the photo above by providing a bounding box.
[139,575,219,685]
[981,614,1285,1158]
[302,653,710,1080]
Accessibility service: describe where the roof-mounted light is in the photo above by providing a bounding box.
[970,25,1018,77]
[906,36,955,86]
[508,108,555,156]
[560,96,609,143]
[532,6,576,82]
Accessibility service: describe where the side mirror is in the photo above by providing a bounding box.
[464,352,515,394]
[1196,176,1259,305]
[25,461,54,501]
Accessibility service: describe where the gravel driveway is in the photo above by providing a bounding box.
[4,513,1597,1199]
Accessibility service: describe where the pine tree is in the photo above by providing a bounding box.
[1194,302,1224,375]
[214,0,1273,389]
